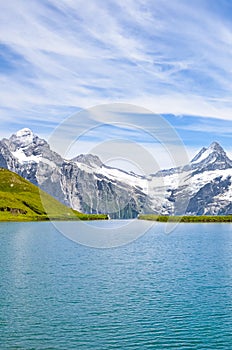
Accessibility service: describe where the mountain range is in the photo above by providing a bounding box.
[0,128,231,218]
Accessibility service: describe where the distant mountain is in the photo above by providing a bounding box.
[0,128,231,218]
[0,129,151,218]
[149,141,232,215]
[190,141,232,172]
[0,167,107,221]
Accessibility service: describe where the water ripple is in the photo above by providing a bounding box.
[1,222,232,349]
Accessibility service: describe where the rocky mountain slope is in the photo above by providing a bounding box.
[0,129,151,218]
[0,128,231,217]
[0,167,107,221]
[149,142,232,215]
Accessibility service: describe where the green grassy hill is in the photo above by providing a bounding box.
[138,214,232,222]
[0,168,108,221]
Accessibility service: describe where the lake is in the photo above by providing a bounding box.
[1,221,232,349]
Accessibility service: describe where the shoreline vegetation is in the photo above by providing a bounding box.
[138,214,232,222]
[0,213,108,222]
[0,168,108,222]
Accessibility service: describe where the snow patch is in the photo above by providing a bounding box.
[12,149,41,164]
[74,161,148,193]
[191,147,214,164]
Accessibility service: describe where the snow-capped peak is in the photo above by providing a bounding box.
[15,128,33,138]
[190,141,232,172]
[3,129,63,166]
[191,142,226,164]
[13,128,34,147]
[208,141,225,153]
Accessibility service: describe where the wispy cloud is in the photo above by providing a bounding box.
[0,0,232,140]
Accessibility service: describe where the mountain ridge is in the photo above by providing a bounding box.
[0,128,231,218]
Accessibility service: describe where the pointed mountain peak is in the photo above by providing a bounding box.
[191,142,226,164]
[15,128,34,138]
[190,141,232,172]
[208,141,225,152]
[10,128,36,149]
[2,128,63,165]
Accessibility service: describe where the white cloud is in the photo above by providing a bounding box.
[0,0,232,134]
[127,94,232,121]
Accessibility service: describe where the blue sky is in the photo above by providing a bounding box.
[1,0,232,168]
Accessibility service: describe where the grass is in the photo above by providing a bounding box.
[138,214,232,222]
[0,168,108,221]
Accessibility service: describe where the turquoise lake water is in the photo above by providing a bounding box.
[1,221,232,349]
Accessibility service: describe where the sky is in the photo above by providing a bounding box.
[1,0,232,170]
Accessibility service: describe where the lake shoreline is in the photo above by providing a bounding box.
[138,214,232,223]
[1,215,232,223]
[0,214,108,222]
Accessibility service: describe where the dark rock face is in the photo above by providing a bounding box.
[0,129,232,217]
[186,176,231,215]
[149,141,232,216]
[0,142,9,169]
[60,162,151,219]
[0,207,27,215]
[219,203,232,215]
